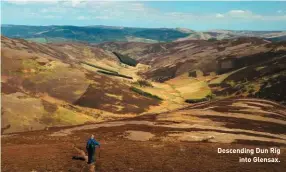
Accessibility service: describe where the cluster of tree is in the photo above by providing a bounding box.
[113,52,138,67]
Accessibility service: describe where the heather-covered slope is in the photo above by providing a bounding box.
[2,98,286,172]
[99,38,285,80]
[2,35,286,172]
[99,37,286,104]
[1,36,161,133]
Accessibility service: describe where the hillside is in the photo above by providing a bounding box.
[4,35,286,133]
[2,98,286,171]
[1,36,163,133]
[1,35,286,172]
[99,38,285,77]
[98,37,286,104]
[176,30,286,42]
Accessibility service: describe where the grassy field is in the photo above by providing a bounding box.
[209,67,246,85]
[81,61,118,74]
[26,37,48,43]
[166,73,212,99]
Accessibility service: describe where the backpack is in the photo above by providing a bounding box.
[87,140,95,150]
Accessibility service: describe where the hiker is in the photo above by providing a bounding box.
[86,134,100,164]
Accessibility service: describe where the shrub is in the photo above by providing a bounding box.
[208,38,217,42]
[185,98,208,103]
[133,79,153,87]
[113,52,138,67]
[186,93,216,103]
[206,93,216,100]
[226,80,236,87]
[81,61,118,74]
[130,87,162,100]
[97,70,133,79]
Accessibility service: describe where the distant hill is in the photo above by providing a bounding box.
[2,25,286,44]
[98,37,286,80]
[1,25,190,43]
[176,30,286,42]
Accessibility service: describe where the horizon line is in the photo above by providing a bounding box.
[1,24,286,32]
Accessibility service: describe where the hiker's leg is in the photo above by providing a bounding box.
[87,151,92,164]
[91,152,95,163]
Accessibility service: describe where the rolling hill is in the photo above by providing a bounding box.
[1,25,190,43]
[98,37,286,104]
[2,25,286,44]
[1,33,286,172]
[176,30,286,42]
[1,36,162,133]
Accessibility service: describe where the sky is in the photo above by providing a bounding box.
[1,0,286,31]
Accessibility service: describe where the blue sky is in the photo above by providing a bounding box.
[1,0,286,31]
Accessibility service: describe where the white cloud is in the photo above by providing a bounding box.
[130,3,146,11]
[94,16,110,20]
[40,8,48,13]
[229,10,247,14]
[227,10,256,18]
[71,0,86,7]
[43,15,62,19]
[39,6,69,14]
[4,0,28,5]
[216,13,224,18]
[5,0,60,5]
[81,2,155,20]
[224,10,286,21]
[77,16,90,20]
[3,1,286,26]
[29,12,37,16]
[165,9,286,23]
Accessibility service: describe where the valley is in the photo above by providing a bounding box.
[1,34,286,172]
[2,0,286,171]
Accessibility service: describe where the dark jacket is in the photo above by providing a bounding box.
[86,138,100,152]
